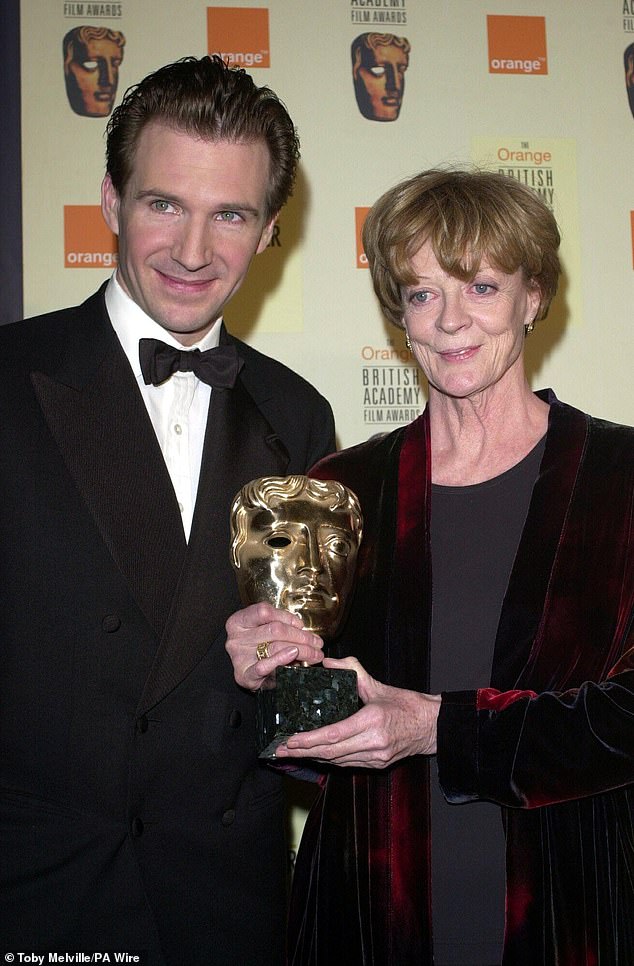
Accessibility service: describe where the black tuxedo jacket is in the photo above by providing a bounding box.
[0,287,335,965]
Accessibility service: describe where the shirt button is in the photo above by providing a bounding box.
[178,502,184,514]
[102,615,121,633]
[221,809,235,827]
[173,423,183,435]
[130,817,144,838]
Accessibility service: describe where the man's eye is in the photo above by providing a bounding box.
[82,61,99,71]
[265,535,292,549]
[369,67,386,77]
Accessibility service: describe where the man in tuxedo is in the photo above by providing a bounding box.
[0,56,333,965]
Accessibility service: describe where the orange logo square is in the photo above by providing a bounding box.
[487,15,548,75]
[207,7,270,68]
[64,206,118,269]
[355,207,371,269]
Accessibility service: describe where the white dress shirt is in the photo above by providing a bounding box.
[106,273,221,541]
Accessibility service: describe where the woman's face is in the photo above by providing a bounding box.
[401,241,540,402]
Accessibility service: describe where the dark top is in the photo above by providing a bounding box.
[430,437,546,965]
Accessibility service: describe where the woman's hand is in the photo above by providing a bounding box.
[225,602,324,692]
[275,656,441,767]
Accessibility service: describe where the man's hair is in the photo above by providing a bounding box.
[362,167,561,328]
[105,55,300,220]
[230,476,363,567]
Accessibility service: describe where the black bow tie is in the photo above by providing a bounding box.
[139,338,244,389]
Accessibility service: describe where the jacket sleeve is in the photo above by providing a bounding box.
[437,639,634,809]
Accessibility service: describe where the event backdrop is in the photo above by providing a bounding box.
[18,0,634,860]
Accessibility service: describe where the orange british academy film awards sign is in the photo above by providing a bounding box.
[487,15,548,76]
[355,207,371,269]
[64,205,118,269]
[207,7,270,68]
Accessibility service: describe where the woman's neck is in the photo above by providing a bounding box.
[428,380,549,486]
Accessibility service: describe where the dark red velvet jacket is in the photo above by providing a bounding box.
[288,392,634,965]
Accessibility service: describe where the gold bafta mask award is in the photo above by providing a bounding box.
[230,476,363,757]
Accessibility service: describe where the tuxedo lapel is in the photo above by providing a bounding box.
[31,303,186,638]
[31,294,294,712]
[136,376,290,713]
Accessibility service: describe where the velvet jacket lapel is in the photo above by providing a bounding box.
[494,391,633,692]
[304,416,433,964]
[391,391,628,698]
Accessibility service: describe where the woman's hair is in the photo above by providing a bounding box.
[105,55,300,221]
[362,167,561,328]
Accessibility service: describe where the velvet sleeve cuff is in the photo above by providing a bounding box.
[436,689,480,803]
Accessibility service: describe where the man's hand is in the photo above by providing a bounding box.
[225,602,324,691]
[275,656,441,767]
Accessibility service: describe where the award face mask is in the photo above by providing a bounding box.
[351,32,410,122]
[230,476,363,637]
[63,26,125,118]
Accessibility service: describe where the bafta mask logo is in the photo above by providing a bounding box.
[63,26,126,118]
[626,43,634,119]
[351,32,410,122]
[230,476,363,638]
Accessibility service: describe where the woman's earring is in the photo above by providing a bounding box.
[405,333,413,351]
[524,320,535,336]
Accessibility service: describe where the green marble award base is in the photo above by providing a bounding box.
[256,664,359,759]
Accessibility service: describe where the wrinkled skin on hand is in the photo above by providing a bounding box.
[275,655,441,767]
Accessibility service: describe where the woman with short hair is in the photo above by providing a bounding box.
[227,168,634,965]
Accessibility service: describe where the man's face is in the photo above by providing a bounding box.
[354,41,409,121]
[101,123,276,345]
[65,36,123,117]
[234,498,360,637]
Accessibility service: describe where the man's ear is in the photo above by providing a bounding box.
[255,213,278,254]
[101,174,121,235]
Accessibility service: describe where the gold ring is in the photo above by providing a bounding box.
[256,642,271,661]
